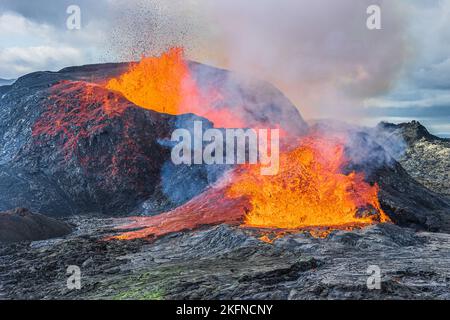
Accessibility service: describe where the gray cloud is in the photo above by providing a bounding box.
[99,0,412,120]
[200,0,411,120]
[0,0,107,26]
[361,0,450,137]
[0,3,107,78]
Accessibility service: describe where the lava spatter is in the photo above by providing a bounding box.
[226,133,390,230]
[105,47,246,128]
[32,81,129,158]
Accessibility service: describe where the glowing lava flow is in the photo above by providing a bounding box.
[105,47,244,128]
[112,133,390,241]
[110,182,247,241]
[226,133,390,230]
[101,47,390,240]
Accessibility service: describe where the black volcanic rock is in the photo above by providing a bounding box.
[1,220,449,300]
[370,162,450,232]
[377,120,447,145]
[375,121,450,195]
[0,62,306,216]
[0,208,72,243]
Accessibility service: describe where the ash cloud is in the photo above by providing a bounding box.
[103,0,411,122]
[201,0,411,121]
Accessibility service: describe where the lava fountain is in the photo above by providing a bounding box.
[106,47,197,115]
[112,133,390,241]
[100,47,390,240]
[226,133,390,230]
[105,47,245,128]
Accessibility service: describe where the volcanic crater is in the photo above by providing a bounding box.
[0,49,449,300]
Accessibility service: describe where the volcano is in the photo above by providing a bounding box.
[0,51,305,216]
[0,51,449,300]
[0,49,448,234]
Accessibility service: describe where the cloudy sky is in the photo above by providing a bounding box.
[0,0,449,137]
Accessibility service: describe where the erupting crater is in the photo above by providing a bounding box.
[226,133,390,230]
[32,47,389,239]
[105,47,245,128]
[112,133,390,241]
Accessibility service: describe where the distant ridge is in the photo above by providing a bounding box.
[0,78,15,86]
[376,120,450,195]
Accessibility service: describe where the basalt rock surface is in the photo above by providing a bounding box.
[362,121,450,232]
[376,121,450,196]
[0,216,448,300]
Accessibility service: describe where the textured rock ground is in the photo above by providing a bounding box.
[375,121,450,195]
[0,208,72,243]
[0,216,448,300]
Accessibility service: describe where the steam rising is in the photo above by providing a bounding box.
[106,0,410,122]
[206,0,410,121]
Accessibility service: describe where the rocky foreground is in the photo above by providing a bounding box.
[0,215,449,300]
[0,120,449,300]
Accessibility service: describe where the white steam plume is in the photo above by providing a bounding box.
[105,0,412,122]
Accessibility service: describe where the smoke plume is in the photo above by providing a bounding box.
[105,0,411,122]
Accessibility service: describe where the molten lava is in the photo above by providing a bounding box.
[105,47,245,128]
[106,47,198,115]
[32,47,389,242]
[112,133,390,241]
[226,133,390,229]
[110,184,247,241]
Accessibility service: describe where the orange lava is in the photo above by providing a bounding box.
[105,47,245,128]
[111,133,390,241]
[226,133,390,229]
[111,183,247,241]
[106,48,197,115]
